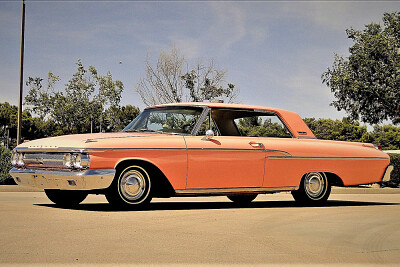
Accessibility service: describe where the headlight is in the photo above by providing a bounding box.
[74,153,90,169]
[11,151,18,166]
[73,154,82,169]
[64,153,90,169]
[16,153,24,167]
[63,153,72,168]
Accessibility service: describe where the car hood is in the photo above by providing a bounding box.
[16,132,163,151]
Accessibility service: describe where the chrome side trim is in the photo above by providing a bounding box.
[382,165,394,182]
[15,147,87,153]
[9,168,115,190]
[267,156,389,160]
[17,147,268,153]
[188,148,264,152]
[265,149,292,157]
[175,186,298,196]
[85,135,153,143]
[14,147,188,153]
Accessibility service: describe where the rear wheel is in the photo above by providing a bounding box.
[44,189,88,207]
[105,165,152,208]
[227,194,257,204]
[292,172,331,204]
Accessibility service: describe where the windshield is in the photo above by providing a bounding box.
[123,107,204,135]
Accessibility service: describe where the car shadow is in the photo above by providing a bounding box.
[34,199,399,212]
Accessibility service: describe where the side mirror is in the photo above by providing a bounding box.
[205,129,214,140]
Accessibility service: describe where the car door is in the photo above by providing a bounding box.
[184,110,266,189]
[184,136,265,189]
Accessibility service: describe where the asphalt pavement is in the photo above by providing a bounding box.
[0,191,399,265]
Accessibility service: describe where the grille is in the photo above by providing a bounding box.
[23,153,65,169]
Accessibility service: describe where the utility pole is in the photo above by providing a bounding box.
[6,126,10,149]
[17,0,26,145]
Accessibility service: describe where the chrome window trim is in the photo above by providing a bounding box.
[207,107,294,138]
[191,107,221,137]
[123,105,206,136]
[191,106,210,136]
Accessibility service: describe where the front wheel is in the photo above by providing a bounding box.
[44,189,88,207]
[291,172,331,204]
[105,165,152,208]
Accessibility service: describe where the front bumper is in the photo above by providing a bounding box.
[382,165,394,182]
[10,168,115,190]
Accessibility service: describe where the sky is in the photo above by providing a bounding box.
[1,0,400,121]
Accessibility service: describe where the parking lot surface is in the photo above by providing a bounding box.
[0,191,399,265]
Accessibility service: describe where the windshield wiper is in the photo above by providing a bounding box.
[138,129,163,133]
[125,128,166,134]
[125,128,182,135]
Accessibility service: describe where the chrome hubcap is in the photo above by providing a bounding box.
[304,173,325,198]
[120,170,146,201]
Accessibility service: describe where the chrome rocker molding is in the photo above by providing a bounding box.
[10,168,115,190]
[175,186,299,196]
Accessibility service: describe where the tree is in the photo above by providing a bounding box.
[103,104,141,132]
[0,102,17,146]
[0,101,140,148]
[322,12,400,124]
[0,102,51,147]
[25,60,125,134]
[136,46,238,106]
[0,145,14,184]
[303,117,369,142]
[369,124,400,150]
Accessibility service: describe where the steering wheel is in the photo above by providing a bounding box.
[181,123,193,133]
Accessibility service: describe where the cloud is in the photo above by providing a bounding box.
[281,2,400,31]
[148,2,251,59]
[207,2,247,52]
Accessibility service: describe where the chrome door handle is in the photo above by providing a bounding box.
[249,142,264,148]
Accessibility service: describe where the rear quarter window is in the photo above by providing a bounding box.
[234,115,292,138]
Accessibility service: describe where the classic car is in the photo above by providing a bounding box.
[10,102,393,207]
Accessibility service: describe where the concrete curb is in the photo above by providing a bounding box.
[1,185,399,194]
[331,187,400,194]
[0,185,43,192]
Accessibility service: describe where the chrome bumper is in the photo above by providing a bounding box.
[382,165,394,182]
[9,168,115,190]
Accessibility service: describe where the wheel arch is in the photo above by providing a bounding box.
[297,171,344,187]
[114,159,176,198]
[325,172,344,187]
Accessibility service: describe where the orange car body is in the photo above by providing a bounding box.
[10,102,392,197]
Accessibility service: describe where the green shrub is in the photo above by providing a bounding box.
[0,145,15,185]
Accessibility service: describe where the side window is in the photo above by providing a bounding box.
[234,115,292,138]
[147,112,198,134]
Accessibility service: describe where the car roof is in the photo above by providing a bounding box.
[147,102,288,113]
[146,102,315,139]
